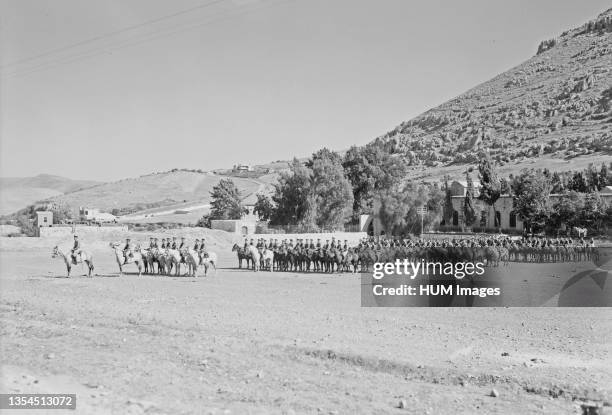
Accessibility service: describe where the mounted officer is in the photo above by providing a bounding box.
[122,238,133,264]
[70,235,81,264]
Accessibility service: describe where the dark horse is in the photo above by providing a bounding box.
[232,244,252,269]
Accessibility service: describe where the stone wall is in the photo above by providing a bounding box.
[39,225,129,238]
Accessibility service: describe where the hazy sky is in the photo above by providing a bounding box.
[1,0,609,181]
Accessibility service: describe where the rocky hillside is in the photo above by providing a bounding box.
[372,9,612,175]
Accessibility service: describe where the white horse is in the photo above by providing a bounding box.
[573,227,587,238]
[261,249,274,272]
[109,242,143,276]
[165,249,183,276]
[52,246,94,277]
[183,249,200,277]
[246,245,260,271]
[199,251,217,276]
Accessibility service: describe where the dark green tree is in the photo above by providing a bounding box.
[253,193,275,221]
[511,169,552,233]
[270,159,312,226]
[442,177,453,226]
[310,148,354,230]
[342,145,406,222]
[209,178,244,220]
[477,153,502,228]
[463,172,477,227]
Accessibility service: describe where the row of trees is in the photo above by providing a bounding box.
[206,147,611,236]
[451,159,612,234]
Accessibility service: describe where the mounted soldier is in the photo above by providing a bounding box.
[70,235,81,265]
[122,238,134,264]
[171,237,178,250]
[193,239,200,252]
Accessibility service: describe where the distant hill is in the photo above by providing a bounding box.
[44,170,270,218]
[0,174,100,215]
[367,8,612,181]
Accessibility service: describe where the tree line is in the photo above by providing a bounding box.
[205,150,611,236]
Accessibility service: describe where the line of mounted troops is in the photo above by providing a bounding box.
[121,236,208,263]
[354,235,597,249]
[244,237,351,251]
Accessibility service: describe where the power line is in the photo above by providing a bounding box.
[2,0,293,79]
[0,0,227,69]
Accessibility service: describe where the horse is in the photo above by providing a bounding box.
[52,246,94,277]
[109,242,144,276]
[183,249,201,277]
[573,227,587,238]
[165,249,183,276]
[231,244,251,269]
[261,249,274,271]
[246,245,261,271]
[199,250,218,276]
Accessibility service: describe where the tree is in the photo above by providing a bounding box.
[442,177,453,226]
[253,193,274,221]
[342,145,405,222]
[549,191,583,230]
[512,169,552,233]
[463,172,477,227]
[579,191,606,230]
[599,162,609,189]
[375,182,441,235]
[309,148,354,230]
[196,214,212,228]
[567,171,588,192]
[270,159,313,226]
[478,153,501,228]
[209,179,244,220]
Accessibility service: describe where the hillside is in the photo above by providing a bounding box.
[45,170,271,218]
[370,9,612,181]
[0,174,100,215]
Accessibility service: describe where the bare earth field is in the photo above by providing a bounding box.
[1,241,611,414]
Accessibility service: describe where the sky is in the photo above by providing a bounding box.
[1,0,610,181]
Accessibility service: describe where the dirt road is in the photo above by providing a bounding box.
[1,245,611,414]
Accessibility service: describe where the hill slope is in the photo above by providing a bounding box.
[45,170,271,217]
[0,174,100,215]
[371,9,612,180]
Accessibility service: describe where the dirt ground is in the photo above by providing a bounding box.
[1,241,611,414]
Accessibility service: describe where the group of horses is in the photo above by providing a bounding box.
[51,243,217,277]
[108,243,217,277]
[231,238,600,274]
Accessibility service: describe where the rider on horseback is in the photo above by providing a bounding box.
[70,235,81,264]
[122,238,133,264]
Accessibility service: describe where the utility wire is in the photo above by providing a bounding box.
[1,0,227,69]
[2,0,292,79]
